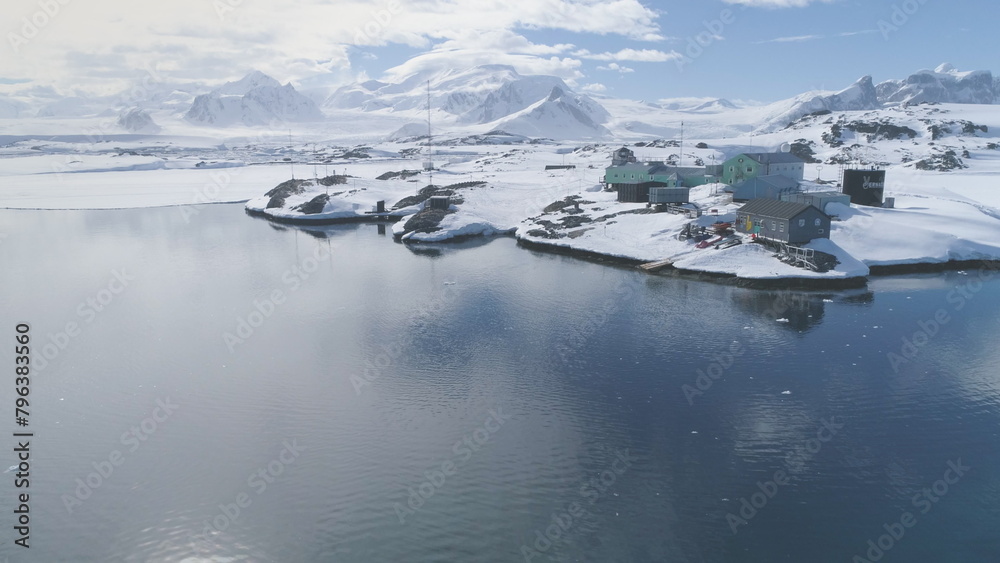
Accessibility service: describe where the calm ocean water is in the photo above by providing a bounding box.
[1,203,998,562]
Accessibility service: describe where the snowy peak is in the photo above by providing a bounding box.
[0,95,27,118]
[217,70,282,95]
[493,85,611,140]
[117,107,160,133]
[325,64,610,137]
[652,97,738,112]
[834,75,880,109]
[768,75,880,128]
[876,64,995,105]
[457,71,573,124]
[185,71,324,127]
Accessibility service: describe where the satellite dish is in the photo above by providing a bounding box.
[780,142,792,153]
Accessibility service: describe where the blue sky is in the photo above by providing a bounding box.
[349,0,993,102]
[1,0,994,103]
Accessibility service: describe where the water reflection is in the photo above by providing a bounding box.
[731,289,828,332]
[3,205,999,563]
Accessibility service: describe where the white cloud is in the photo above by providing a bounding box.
[754,29,878,44]
[581,82,607,92]
[597,63,634,74]
[755,34,824,44]
[429,29,575,57]
[580,48,682,62]
[384,50,584,83]
[1,0,666,95]
[723,0,834,7]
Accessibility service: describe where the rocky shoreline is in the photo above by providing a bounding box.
[246,206,999,288]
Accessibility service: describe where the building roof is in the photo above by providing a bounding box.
[737,199,825,220]
[791,190,848,199]
[607,162,666,174]
[728,174,800,192]
[741,152,805,165]
[606,162,706,176]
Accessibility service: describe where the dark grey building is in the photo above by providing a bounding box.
[736,199,831,244]
[611,146,637,166]
[649,187,690,204]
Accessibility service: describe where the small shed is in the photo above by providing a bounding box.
[617,182,662,203]
[726,175,800,202]
[427,196,451,210]
[736,199,830,244]
[781,191,850,214]
[649,187,690,204]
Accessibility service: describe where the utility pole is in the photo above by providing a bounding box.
[426,80,433,189]
[288,130,295,180]
[679,121,684,167]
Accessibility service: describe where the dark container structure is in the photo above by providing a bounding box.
[428,196,451,210]
[649,187,691,204]
[842,169,885,207]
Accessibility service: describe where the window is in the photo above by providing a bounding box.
[814,218,821,226]
[746,167,753,173]
[779,223,784,233]
[770,221,776,231]
[798,219,805,227]
[818,229,825,234]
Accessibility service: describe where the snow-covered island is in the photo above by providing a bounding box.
[244,102,1000,286]
[4,63,1000,286]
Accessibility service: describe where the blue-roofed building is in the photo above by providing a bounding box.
[725,174,801,202]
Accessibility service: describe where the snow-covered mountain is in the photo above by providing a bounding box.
[652,97,739,112]
[117,107,161,133]
[185,71,324,127]
[766,76,881,129]
[2,62,999,143]
[33,96,111,118]
[491,85,610,139]
[325,64,609,138]
[876,63,995,105]
[0,95,27,118]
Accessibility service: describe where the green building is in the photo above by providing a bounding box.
[604,162,716,189]
[721,152,805,185]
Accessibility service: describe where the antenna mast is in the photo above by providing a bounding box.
[425,80,433,188]
[679,121,684,167]
[288,130,295,180]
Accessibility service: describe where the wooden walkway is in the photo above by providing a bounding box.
[638,258,674,272]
